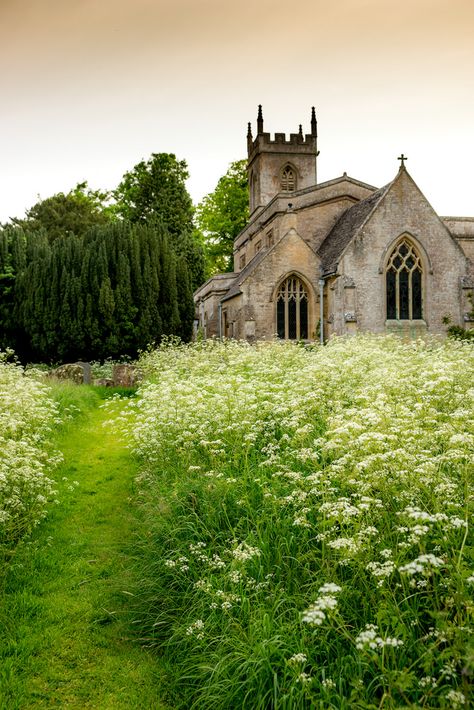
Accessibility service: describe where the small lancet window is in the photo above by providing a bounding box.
[276,275,308,339]
[281,166,296,192]
[386,239,423,320]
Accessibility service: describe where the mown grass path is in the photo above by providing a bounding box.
[1,397,168,709]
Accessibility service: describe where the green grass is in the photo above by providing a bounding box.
[0,389,169,709]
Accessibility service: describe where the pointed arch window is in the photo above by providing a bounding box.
[281,165,296,192]
[386,239,423,320]
[276,275,308,339]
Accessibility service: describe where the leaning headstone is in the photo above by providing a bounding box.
[52,362,90,384]
[76,362,92,385]
[112,364,142,387]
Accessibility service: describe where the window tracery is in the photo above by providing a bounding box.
[281,165,296,192]
[386,240,423,320]
[276,275,308,339]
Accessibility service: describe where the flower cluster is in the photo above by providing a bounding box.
[355,623,404,651]
[0,355,61,546]
[125,335,473,709]
[301,583,342,626]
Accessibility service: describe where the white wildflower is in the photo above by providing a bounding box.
[288,653,307,664]
[445,690,466,707]
[186,619,204,638]
[398,554,444,576]
[302,583,341,626]
[355,624,403,651]
[231,542,261,562]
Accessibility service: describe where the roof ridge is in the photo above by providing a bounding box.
[317,180,393,276]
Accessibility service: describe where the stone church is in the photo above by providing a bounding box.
[194,106,474,341]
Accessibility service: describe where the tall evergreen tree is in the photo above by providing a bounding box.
[0,157,200,362]
[114,153,205,289]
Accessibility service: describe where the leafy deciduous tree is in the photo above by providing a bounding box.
[196,159,249,275]
[13,182,112,241]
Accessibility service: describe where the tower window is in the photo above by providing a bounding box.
[276,275,308,339]
[386,239,423,320]
[281,166,296,192]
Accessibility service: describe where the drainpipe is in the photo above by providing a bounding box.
[218,301,223,339]
[319,277,325,345]
[199,301,205,339]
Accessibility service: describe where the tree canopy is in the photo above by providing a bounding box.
[114,153,193,235]
[13,182,112,241]
[196,159,249,275]
[114,153,205,288]
[0,152,211,362]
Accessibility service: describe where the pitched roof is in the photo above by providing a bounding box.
[222,227,319,302]
[318,183,391,275]
[221,247,268,301]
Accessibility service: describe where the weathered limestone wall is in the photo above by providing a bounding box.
[335,171,468,335]
[223,229,320,341]
[234,178,376,272]
[194,274,237,338]
[249,150,316,211]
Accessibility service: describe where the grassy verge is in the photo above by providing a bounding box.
[0,385,168,709]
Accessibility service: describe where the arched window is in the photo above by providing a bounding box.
[281,165,296,192]
[386,239,423,320]
[276,275,309,339]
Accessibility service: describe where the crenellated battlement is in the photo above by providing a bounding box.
[247,105,318,157]
[247,105,319,215]
[248,132,317,160]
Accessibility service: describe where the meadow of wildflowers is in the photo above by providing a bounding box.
[125,335,473,709]
[0,354,61,551]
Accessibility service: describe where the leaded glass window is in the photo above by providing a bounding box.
[276,276,308,339]
[281,166,296,192]
[386,240,423,320]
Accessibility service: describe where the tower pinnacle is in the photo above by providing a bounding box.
[257,104,264,134]
[247,122,253,151]
[311,107,317,137]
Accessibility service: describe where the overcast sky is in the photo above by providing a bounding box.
[1,0,473,223]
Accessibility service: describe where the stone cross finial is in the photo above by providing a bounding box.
[398,153,408,167]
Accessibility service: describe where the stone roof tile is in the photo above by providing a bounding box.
[318,184,390,275]
[221,248,268,302]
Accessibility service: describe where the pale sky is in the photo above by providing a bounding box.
[1,0,473,223]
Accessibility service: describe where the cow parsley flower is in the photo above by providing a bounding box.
[355,624,403,651]
[302,583,342,626]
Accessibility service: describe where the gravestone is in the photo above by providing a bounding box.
[112,364,142,387]
[52,362,92,384]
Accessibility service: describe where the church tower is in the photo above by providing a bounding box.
[247,106,318,215]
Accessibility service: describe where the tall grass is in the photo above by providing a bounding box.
[123,336,473,709]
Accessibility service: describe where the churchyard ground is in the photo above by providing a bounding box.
[1,335,473,709]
